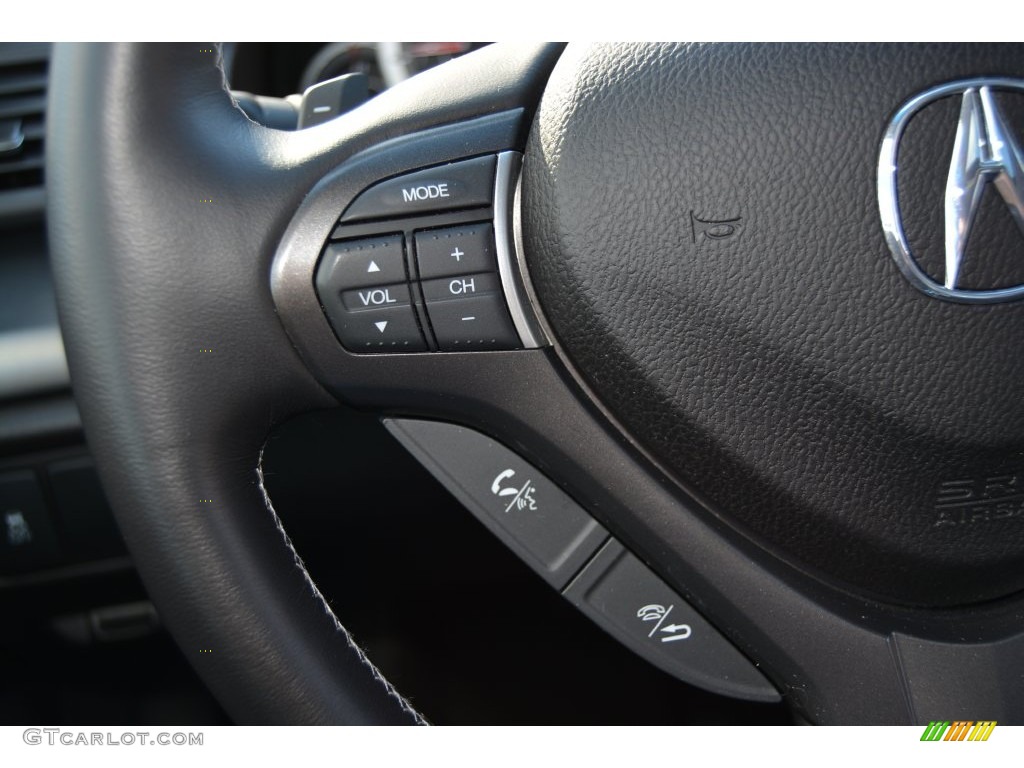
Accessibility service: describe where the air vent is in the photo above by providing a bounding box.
[0,43,49,218]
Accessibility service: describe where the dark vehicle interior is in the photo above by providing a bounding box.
[4,41,1024,726]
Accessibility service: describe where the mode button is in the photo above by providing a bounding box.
[340,155,496,223]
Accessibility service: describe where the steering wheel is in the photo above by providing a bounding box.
[46,42,1024,724]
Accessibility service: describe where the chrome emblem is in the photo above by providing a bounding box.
[879,79,1024,303]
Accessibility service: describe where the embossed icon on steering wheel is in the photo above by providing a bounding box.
[636,603,692,643]
[491,468,538,513]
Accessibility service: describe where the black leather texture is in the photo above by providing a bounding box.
[524,43,1024,607]
[47,42,562,724]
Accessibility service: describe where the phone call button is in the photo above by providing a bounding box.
[384,418,609,589]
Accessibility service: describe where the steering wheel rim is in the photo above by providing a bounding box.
[46,42,1024,725]
[45,41,565,724]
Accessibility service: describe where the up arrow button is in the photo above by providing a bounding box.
[319,234,406,290]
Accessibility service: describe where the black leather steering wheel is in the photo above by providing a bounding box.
[46,42,1024,724]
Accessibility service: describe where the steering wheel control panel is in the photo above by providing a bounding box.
[385,418,780,704]
[315,152,546,354]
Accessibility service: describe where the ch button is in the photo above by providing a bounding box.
[415,222,496,279]
[422,274,494,301]
[421,272,519,351]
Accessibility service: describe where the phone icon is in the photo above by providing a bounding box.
[491,469,519,497]
[636,604,668,623]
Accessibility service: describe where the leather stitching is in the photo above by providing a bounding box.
[214,40,425,724]
[256,445,428,725]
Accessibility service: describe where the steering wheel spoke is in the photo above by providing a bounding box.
[46,41,561,724]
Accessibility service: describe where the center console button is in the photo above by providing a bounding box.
[0,471,60,573]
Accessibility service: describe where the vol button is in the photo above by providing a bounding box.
[341,282,411,311]
[319,234,406,290]
[336,304,426,352]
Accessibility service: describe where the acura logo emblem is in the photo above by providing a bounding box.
[879,78,1024,303]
